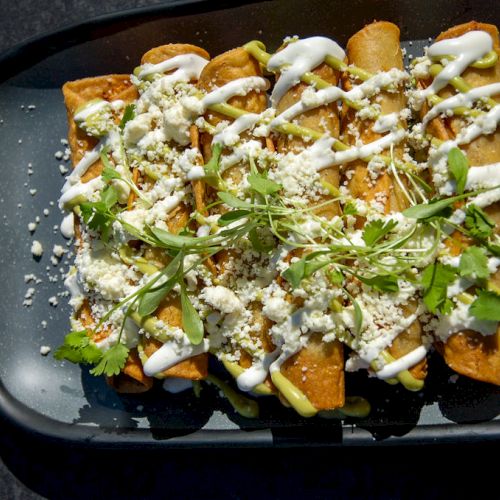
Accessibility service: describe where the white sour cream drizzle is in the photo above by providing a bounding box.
[328,129,406,167]
[436,301,498,341]
[138,53,208,81]
[202,41,407,170]
[143,337,210,376]
[59,176,104,209]
[271,69,406,129]
[414,31,493,107]
[201,76,269,109]
[357,309,422,364]
[422,83,500,128]
[209,67,406,151]
[376,345,428,380]
[372,112,400,133]
[61,147,101,194]
[60,212,75,238]
[268,308,310,373]
[74,100,109,122]
[295,126,405,172]
[463,162,500,208]
[236,350,279,392]
[430,106,500,195]
[213,112,262,146]
[63,269,84,311]
[267,36,346,105]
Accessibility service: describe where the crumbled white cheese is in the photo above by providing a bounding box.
[40,345,51,356]
[31,240,43,257]
[53,244,66,258]
[201,286,243,314]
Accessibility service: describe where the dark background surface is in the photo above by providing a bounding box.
[0,1,498,498]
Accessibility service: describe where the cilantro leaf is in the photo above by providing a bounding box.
[470,290,500,321]
[63,330,90,349]
[282,259,306,288]
[248,173,281,196]
[421,263,458,314]
[343,201,358,216]
[358,274,399,293]
[459,246,489,280]
[465,204,495,240]
[281,253,330,288]
[54,330,102,365]
[248,227,275,252]
[448,147,469,195]
[362,219,397,246]
[79,184,118,241]
[119,104,135,130]
[90,343,129,377]
[327,268,344,286]
[102,166,121,182]
[204,143,223,187]
[53,344,88,364]
[488,244,500,257]
[80,199,115,242]
[100,184,118,209]
[180,287,204,345]
[99,149,114,171]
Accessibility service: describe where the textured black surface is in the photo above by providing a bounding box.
[0,0,499,497]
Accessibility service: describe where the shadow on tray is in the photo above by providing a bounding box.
[72,350,499,444]
[73,369,213,440]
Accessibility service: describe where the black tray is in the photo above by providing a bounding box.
[0,0,499,447]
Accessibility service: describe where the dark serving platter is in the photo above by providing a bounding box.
[0,0,499,447]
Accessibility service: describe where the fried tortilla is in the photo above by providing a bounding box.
[343,21,427,381]
[274,46,345,410]
[423,22,500,385]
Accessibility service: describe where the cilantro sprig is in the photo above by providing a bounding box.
[362,219,398,246]
[119,104,136,130]
[90,343,129,377]
[54,330,102,364]
[470,290,500,321]
[464,204,495,241]
[80,185,119,241]
[459,246,489,280]
[421,263,457,314]
[101,152,151,207]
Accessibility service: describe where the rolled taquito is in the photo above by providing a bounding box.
[274,50,345,410]
[343,21,427,383]
[197,47,276,393]
[63,76,155,393]
[138,44,210,381]
[420,22,500,385]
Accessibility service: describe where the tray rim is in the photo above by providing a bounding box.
[2,378,500,447]
[0,0,253,83]
[0,0,499,447]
